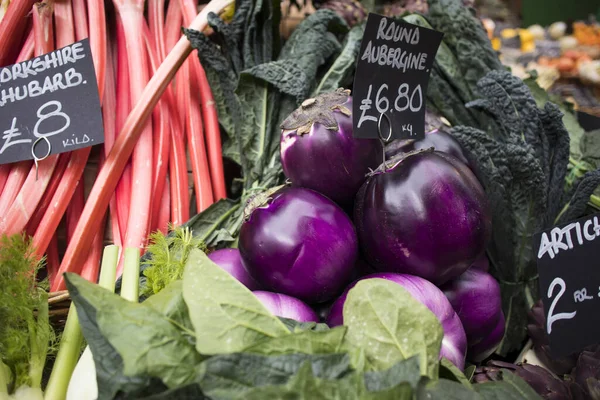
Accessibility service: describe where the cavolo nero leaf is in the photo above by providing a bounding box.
[314,23,364,96]
[182,248,289,355]
[341,279,443,378]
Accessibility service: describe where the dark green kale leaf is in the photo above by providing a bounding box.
[314,24,364,96]
[450,70,600,355]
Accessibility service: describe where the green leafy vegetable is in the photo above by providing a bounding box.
[314,24,364,96]
[65,273,202,398]
[418,378,481,400]
[362,356,421,392]
[245,327,347,356]
[473,371,542,399]
[0,234,54,394]
[182,249,289,354]
[143,281,194,336]
[197,353,352,399]
[341,279,443,378]
[439,358,473,388]
[450,70,600,354]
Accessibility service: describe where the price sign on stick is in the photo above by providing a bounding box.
[534,212,600,357]
[352,13,443,140]
[0,39,103,165]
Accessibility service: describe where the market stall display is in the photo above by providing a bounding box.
[1,0,600,398]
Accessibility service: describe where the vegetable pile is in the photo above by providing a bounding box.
[64,247,543,399]
[1,0,600,397]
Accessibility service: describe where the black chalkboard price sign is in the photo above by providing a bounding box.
[534,212,600,357]
[352,13,443,140]
[0,39,103,165]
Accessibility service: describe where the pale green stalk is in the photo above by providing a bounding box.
[0,361,9,395]
[44,246,120,400]
[120,248,140,302]
[29,291,50,389]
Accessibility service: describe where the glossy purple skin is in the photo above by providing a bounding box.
[253,291,319,323]
[354,150,492,286]
[470,253,490,272]
[385,129,472,170]
[280,96,383,208]
[239,187,358,303]
[441,268,505,362]
[467,312,505,362]
[208,249,261,290]
[327,273,467,370]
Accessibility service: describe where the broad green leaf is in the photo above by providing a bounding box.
[246,326,347,356]
[66,274,201,399]
[473,371,542,400]
[135,383,210,400]
[197,353,352,400]
[239,362,361,400]
[465,364,476,382]
[341,279,443,377]
[314,24,364,96]
[277,317,330,333]
[418,377,482,400]
[439,358,473,389]
[143,281,194,335]
[182,249,289,354]
[363,357,421,392]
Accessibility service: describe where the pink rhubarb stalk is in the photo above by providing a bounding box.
[0,0,59,236]
[114,18,132,236]
[31,0,106,258]
[52,0,233,290]
[0,0,36,65]
[114,0,155,275]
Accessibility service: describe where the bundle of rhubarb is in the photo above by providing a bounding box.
[0,0,231,290]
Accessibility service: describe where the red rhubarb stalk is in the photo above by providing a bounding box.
[0,0,59,236]
[0,30,34,197]
[87,0,105,101]
[144,23,171,233]
[180,0,226,201]
[148,0,166,60]
[104,30,122,245]
[169,110,189,225]
[114,1,155,274]
[156,177,170,234]
[71,0,88,41]
[0,0,36,65]
[46,234,60,288]
[31,0,106,257]
[114,18,132,236]
[164,0,182,55]
[185,57,215,212]
[53,0,233,290]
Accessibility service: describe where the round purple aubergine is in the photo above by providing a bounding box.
[239,186,358,303]
[354,150,491,286]
[208,248,261,290]
[280,88,382,208]
[326,273,467,370]
[253,291,319,323]
[442,268,505,362]
[385,129,472,170]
